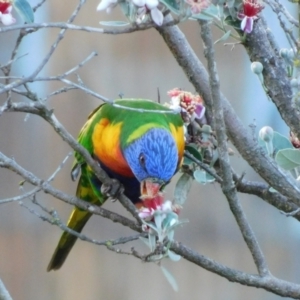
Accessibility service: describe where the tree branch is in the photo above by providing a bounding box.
[157,17,300,207]
[171,241,300,299]
[0,151,140,232]
[242,18,300,137]
[199,20,269,277]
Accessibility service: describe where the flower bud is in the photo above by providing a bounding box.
[259,126,274,142]
[287,48,296,60]
[279,48,289,59]
[291,78,298,88]
[251,61,263,75]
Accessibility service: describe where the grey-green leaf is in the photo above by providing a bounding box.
[167,250,181,262]
[214,30,231,44]
[193,169,215,184]
[99,21,130,27]
[174,173,193,205]
[275,149,300,170]
[160,266,179,292]
[258,131,293,156]
[13,0,34,23]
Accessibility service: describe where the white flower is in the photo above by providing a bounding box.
[97,0,118,13]
[132,0,164,26]
[146,0,159,9]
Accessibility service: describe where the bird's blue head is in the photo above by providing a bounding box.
[123,128,179,199]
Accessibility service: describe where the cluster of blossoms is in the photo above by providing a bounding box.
[238,0,264,33]
[138,193,184,257]
[167,88,206,124]
[97,0,211,26]
[97,0,164,26]
[0,0,15,25]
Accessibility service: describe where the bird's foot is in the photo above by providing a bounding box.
[101,179,124,202]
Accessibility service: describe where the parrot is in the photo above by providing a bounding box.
[47,98,185,271]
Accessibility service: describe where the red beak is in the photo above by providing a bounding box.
[140,179,162,200]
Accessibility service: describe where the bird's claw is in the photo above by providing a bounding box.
[101,179,124,201]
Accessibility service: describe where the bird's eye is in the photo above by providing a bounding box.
[139,153,146,167]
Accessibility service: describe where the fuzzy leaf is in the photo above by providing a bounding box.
[160,266,179,292]
[275,149,300,170]
[174,173,193,205]
[258,131,293,156]
[193,169,215,184]
[167,250,181,262]
[214,30,231,44]
[148,233,156,251]
[13,0,34,23]
[99,21,130,27]
[193,170,206,183]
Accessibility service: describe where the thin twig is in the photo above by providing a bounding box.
[0,0,86,95]
[0,18,181,35]
[22,197,142,247]
[0,151,140,232]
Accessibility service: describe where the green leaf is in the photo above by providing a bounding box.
[160,266,179,292]
[214,30,231,44]
[13,0,34,23]
[258,131,293,156]
[275,149,300,170]
[174,173,193,205]
[193,169,215,184]
[99,21,130,27]
[224,16,241,30]
[184,144,202,165]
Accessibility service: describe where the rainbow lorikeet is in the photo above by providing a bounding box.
[47,99,185,271]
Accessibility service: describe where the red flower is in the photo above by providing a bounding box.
[0,1,15,26]
[243,0,264,17]
[0,2,10,12]
[238,0,264,33]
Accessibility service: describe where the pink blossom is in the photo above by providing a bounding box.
[185,0,210,14]
[167,88,206,123]
[138,194,179,222]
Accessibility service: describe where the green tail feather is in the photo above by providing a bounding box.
[47,209,91,271]
[47,168,102,271]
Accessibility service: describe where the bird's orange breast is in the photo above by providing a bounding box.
[92,118,134,177]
